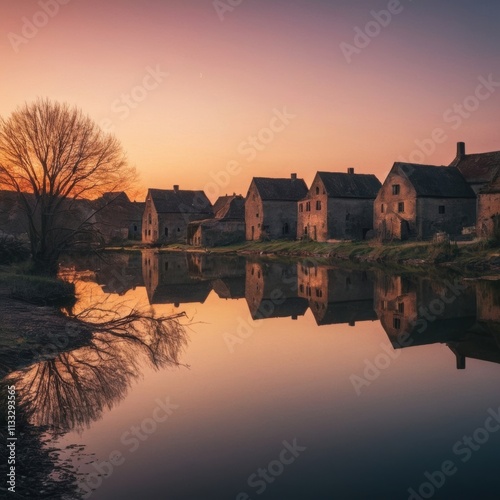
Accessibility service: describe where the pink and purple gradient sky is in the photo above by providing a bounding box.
[1,0,499,200]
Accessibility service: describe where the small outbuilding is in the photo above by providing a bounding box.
[187,195,245,247]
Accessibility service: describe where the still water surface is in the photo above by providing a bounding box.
[14,252,500,499]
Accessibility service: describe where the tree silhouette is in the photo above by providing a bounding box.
[0,98,137,273]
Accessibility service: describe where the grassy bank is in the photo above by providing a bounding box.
[0,271,76,307]
[105,239,500,276]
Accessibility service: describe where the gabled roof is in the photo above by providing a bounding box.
[214,195,245,220]
[450,150,500,184]
[393,163,476,198]
[250,177,308,201]
[316,172,381,199]
[148,188,212,214]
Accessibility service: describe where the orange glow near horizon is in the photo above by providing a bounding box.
[2,1,500,203]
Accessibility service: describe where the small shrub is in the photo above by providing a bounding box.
[0,234,30,264]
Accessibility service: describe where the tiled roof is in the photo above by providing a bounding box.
[317,172,381,199]
[148,189,212,214]
[394,163,476,198]
[450,151,500,184]
[251,177,308,201]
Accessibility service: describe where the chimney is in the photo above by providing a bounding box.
[291,173,297,181]
[457,142,466,159]
[348,168,355,174]
[173,185,179,192]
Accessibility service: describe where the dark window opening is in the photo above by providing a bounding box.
[398,202,405,213]
[392,185,400,195]
[398,302,405,313]
[165,227,169,237]
[381,204,385,213]
[299,204,303,213]
[316,200,321,210]
[439,205,445,214]
[393,318,401,330]
[315,186,320,195]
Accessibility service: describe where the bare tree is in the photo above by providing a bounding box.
[0,98,137,273]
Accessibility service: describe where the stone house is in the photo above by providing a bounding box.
[477,173,500,239]
[297,170,381,241]
[449,142,500,239]
[142,186,212,244]
[374,162,476,240]
[245,175,308,241]
[187,195,245,247]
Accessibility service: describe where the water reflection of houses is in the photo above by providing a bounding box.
[142,252,248,306]
[375,274,500,369]
[245,261,308,320]
[374,273,477,348]
[143,251,212,307]
[297,264,377,326]
[448,280,500,369]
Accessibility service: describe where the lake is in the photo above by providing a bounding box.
[9,251,500,499]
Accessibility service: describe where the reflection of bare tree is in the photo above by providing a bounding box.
[7,306,187,433]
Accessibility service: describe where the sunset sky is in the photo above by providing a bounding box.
[1,0,499,201]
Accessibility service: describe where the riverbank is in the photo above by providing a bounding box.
[105,239,500,276]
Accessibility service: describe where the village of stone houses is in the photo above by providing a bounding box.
[2,141,497,253]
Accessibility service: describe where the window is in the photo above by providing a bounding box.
[398,202,405,213]
[304,226,308,236]
[306,202,311,212]
[393,318,401,330]
[299,284,304,293]
[439,205,445,214]
[148,214,152,224]
[164,227,168,237]
[299,204,303,213]
[398,302,405,313]
[381,204,385,213]
[177,227,181,232]
[316,200,322,210]
[392,185,400,195]
[256,213,259,218]
[133,225,138,232]
[315,186,320,195]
